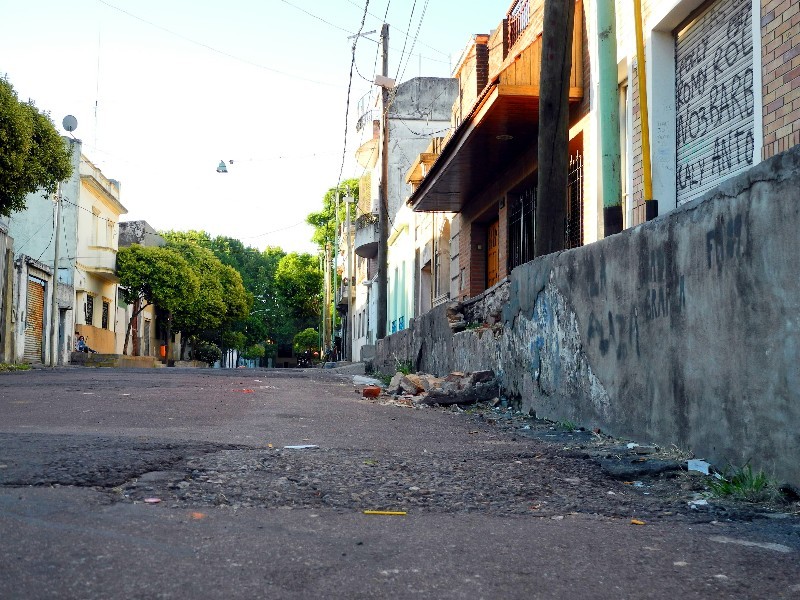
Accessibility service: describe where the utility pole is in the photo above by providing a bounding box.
[377,22,389,340]
[49,183,62,367]
[323,242,331,354]
[332,190,340,346]
[535,0,575,257]
[345,196,353,361]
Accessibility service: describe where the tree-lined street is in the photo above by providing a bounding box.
[1,368,798,599]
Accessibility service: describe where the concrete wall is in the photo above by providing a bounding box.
[374,146,800,486]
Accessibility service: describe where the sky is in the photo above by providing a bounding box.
[0,0,504,255]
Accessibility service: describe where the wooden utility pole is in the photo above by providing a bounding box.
[323,242,332,353]
[535,0,575,257]
[377,23,389,340]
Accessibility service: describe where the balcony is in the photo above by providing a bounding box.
[336,278,356,309]
[408,0,583,213]
[354,213,379,259]
[78,247,118,282]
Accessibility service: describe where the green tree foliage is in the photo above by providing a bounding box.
[293,328,319,353]
[161,236,251,357]
[116,245,199,355]
[275,253,323,332]
[0,77,73,216]
[241,343,266,360]
[305,178,359,250]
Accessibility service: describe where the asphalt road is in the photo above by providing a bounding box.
[0,367,798,599]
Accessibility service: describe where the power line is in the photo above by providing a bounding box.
[394,0,418,81]
[341,0,449,57]
[337,0,373,190]
[397,0,431,84]
[95,0,343,88]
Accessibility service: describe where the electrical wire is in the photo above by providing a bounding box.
[95,0,343,88]
[397,0,430,84]
[336,0,373,192]
[394,0,418,81]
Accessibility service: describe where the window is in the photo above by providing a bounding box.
[101,300,109,329]
[92,209,101,245]
[85,294,94,325]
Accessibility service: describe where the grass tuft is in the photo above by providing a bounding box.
[0,363,30,372]
[708,464,782,503]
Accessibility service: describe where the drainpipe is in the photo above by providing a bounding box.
[633,0,657,220]
[598,0,623,236]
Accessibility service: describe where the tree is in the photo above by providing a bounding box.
[0,77,73,216]
[116,244,199,355]
[275,253,323,332]
[161,237,250,359]
[306,178,359,250]
[293,328,318,353]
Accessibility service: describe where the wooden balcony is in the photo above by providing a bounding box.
[408,0,583,213]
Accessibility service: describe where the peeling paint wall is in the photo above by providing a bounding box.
[375,146,800,486]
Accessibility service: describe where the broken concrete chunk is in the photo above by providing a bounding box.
[400,374,426,395]
[387,372,404,395]
[468,370,495,385]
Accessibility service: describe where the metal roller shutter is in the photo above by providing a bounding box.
[675,0,754,205]
[24,276,46,362]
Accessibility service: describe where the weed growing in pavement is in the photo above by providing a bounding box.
[393,355,414,375]
[556,420,578,432]
[708,464,782,503]
[0,363,30,372]
[374,372,393,386]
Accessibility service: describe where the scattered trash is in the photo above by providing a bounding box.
[353,375,383,387]
[626,443,640,449]
[522,425,531,430]
[551,515,565,521]
[468,430,479,435]
[362,386,381,398]
[673,561,689,567]
[267,443,273,449]
[362,510,407,516]
[687,459,712,475]
[688,499,709,509]
[633,481,645,488]
[190,512,207,520]
[143,498,161,504]
[630,519,646,525]
[232,389,255,393]
[283,445,319,450]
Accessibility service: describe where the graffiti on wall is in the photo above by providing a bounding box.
[675,0,754,204]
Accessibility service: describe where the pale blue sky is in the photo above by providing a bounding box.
[1,0,504,253]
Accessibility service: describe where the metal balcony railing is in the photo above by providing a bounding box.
[508,0,544,48]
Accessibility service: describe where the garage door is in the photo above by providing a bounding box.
[23,276,46,362]
[675,0,754,205]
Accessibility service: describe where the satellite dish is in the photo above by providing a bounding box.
[62,115,78,132]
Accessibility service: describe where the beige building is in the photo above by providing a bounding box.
[72,156,127,354]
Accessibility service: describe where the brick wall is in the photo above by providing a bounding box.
[761,0,800,159]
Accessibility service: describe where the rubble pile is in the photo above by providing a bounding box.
[381,369,499,407]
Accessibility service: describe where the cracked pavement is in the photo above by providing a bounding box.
[1,368,798,599]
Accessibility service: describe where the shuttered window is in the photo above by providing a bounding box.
[23,276,46,362]
[675,0,754,205]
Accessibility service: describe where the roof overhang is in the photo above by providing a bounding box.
[408,18,583,214]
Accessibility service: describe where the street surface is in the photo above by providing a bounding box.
[0,368,798,599]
